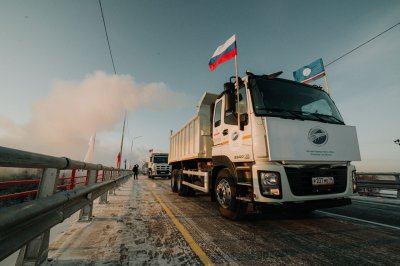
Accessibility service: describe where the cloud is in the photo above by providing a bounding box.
[0,71,189,163]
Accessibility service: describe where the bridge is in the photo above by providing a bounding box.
[0,146,399,265]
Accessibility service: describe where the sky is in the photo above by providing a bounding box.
[0,0,399,171]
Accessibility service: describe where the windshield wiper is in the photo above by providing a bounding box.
[264,108,304,120]
[261,108,344,124]
[311,113,344,124]
[290,110,344,124]
[296,111,327,123]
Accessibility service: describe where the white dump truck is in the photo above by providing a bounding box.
[148,153,171,179]
[169,71,361,220]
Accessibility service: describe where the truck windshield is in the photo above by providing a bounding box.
[154,156,168,163]
[249,78,344,124]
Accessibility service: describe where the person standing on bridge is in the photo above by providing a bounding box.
[132,164,139,180]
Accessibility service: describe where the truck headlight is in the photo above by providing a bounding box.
[258,171,282,199]
[352,170,357,193]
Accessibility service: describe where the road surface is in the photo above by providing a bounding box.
[45,175,400,265]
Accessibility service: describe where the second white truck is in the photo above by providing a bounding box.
[148,153,171,179]
[169,71,361,220]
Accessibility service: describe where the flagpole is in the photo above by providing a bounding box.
[323,74,331,95]
[119,111,127,170]
[234,43,240,130]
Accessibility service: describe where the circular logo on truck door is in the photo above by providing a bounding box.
[308,127,328,146]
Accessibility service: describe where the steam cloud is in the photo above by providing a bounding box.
[0,71,189,164]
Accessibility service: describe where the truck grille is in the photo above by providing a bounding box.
[284,166,347,196]
[155,165,170,175]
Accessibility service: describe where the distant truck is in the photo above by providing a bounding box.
[169,71,361,220]
[148,153,171,179]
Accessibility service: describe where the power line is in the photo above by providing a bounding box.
[98,0,116,74]
[326,22,400,67]
[395,139,400,146]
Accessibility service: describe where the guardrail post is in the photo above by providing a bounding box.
[101,170,105,182]
[99,170,110,204]
[69,169,76,190]
[16,168,59,266]
[79,169,97,221]
[84,170,89,186]
[109,170,116,195]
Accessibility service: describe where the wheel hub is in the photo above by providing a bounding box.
[216,179,231,208]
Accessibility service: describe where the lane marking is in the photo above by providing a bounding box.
[151,191,214,266]
[316,210,400,231]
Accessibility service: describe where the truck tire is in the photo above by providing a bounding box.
[171,169,178,193]
[215,168,247,220]
[177,170,190,196]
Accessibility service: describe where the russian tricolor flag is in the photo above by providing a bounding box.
[208,35,237,71]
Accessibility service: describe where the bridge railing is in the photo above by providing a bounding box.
[356,172,400,199]
[0,146,132,265]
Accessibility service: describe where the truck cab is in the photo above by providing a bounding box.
[148,153,171,179]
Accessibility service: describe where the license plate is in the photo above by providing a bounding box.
[312,176,334,186]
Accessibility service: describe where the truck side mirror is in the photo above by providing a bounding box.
[224,91,236,113]
[240,113,248,130]
[224,82,236,114]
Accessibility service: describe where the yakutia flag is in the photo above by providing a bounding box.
[208,35,237,71]
[293,58,326,83]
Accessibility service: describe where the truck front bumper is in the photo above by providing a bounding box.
[252,161,356,204]
[151,171,171,177]
[255,197,352,212]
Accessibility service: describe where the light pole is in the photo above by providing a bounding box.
[130,136,142,168]
[131,136,143,151]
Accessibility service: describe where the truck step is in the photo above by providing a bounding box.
[237,182,252,187]
[236,166,251,171]
[236,196,253,202]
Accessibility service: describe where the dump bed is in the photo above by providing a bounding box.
[169,92,218,163]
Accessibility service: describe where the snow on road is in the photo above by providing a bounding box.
[46,176,200,265]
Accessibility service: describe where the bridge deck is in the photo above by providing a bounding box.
[33,176,400,265]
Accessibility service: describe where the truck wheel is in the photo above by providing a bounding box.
[215,168,247,220]
[177,170,190,196]
[171,170,178,193]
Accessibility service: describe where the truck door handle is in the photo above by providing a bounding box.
[222,129,229,136]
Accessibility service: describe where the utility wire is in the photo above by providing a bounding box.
[326,22,400,67]
[99,0,117,74]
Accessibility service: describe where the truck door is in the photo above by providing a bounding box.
[212,98,223,155]
[214,85,253,162]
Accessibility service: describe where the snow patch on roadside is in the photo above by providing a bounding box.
[44,177,200,265]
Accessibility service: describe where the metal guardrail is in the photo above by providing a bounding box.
[356,172,400,199]
[0,146,132,265]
